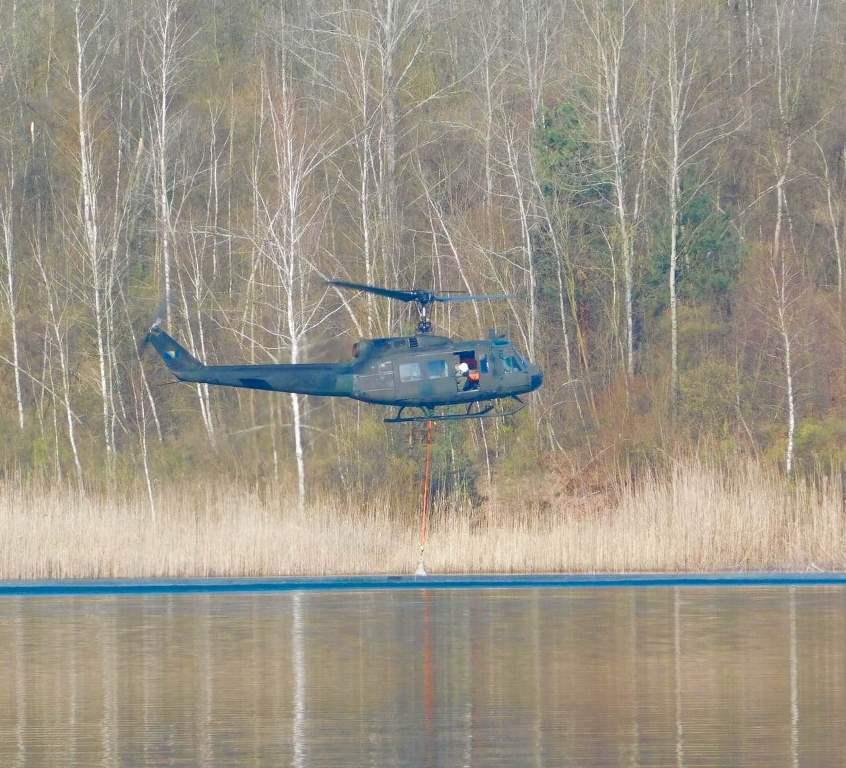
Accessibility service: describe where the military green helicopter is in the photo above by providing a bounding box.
[147,279,543,423]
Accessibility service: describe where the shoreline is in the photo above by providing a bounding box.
[3,571,846,596]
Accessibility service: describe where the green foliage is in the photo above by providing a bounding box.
[325,415,418,504]
[532,100,615,368]
[534,102,608,202]
[430,421,478,501]
[496,412,543,482]
[529,227,565,316]
[795,417,846,468]
[402,48,441,105]
[678,361,737,437]
[641,184,742,317]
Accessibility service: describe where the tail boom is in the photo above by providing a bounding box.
[147,326,351,397]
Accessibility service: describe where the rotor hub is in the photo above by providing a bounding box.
[415,300,433,335]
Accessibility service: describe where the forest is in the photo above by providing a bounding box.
[0,0,844,533]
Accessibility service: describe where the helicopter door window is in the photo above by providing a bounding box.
[479,355,489,374]
[399,362,423,382]
[426,359,449,379]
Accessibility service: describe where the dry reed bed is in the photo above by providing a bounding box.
[1,460,844,579]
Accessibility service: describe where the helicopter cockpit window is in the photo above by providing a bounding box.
[426,359,449,379]
[503,355,523,372]
[399,362,423,382]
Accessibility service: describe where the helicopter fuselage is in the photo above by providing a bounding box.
[147,327,542,410]
[349,333,542,407]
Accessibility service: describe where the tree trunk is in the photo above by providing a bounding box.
[0,202,24,430]
[669,152,680,406]
[75,1,113,456]
[773,148,795,476]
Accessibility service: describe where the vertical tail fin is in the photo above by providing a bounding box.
[146,325,203,378]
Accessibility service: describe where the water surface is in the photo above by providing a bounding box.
[2,586,845,766]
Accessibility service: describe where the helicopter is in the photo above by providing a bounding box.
[146,279,543,424]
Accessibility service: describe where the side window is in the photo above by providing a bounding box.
[399,362,422,382]
[377,361,393,385]
[503,356,522,372]
[426,359,448,379]
[479,355,489,373]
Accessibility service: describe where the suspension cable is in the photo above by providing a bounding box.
[416,418,435,575]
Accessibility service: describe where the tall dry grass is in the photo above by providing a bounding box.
[2,459,845,579]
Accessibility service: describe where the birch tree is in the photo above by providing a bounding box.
[140,0,217,441]
[0,174,24,430]
[374,0,423,326]
[762,1,814,475]
[770,166,798,475]
[360,0,428,331]
[575,0,640,378]
[73,1,115,455]
[663,0,690,407]
[140,0,192,330]
[247,66,339,510]
[322,2,382,334]
[0,0,25,434]
[660,0,740,407]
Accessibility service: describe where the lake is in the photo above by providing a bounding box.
[1,583,845,766]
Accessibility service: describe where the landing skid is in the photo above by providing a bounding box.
[384,397,525,424]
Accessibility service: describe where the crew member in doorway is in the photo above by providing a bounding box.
[455,360,470,390]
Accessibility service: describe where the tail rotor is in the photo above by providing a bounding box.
[137,296,169,355]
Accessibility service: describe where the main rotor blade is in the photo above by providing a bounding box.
[432,292,514,303]
[326,279,424,304]
[327,279,513,306]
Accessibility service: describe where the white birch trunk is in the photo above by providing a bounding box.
[74,2,112,456]
[826,179,843,309]
[0,204,24,430]
[773,149,795,475]
[156,1,175,328]
[612,147,634,377]
[284,90,307,514]
[290,391,306,511]
[177,268,215,443]
[669,163,680,404]
[578,0,636,377]
[781,307,796,476]
[360,136,375,334]
[505,133,537,361]
[139,383,157,524]
[529,152,573,380]
[666,2,684,406]
[772,7,798,477]
[482,28,496,215]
